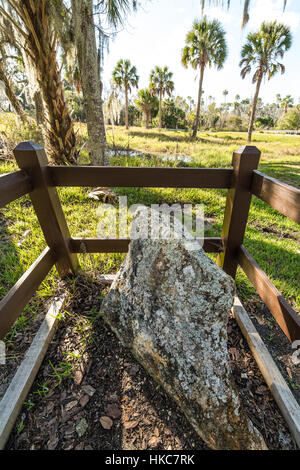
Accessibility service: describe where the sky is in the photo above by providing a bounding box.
[101,0,300,106]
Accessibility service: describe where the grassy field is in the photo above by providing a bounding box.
[0,120,299,344]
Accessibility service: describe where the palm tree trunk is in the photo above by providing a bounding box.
[0,60,26,122]
[247,73,263,143]
[18,1,77,165]
[72,0,108,165]
[145,110,149,129]
[33,90,44,126]
[193,63,205,138]
[125,84,129,130]
[159,89,162,129]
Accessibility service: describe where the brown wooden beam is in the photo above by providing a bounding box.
[217,146,261,279]
[0,247,56,340]
[238,245,300,343]
[0,170,32,208]
[48,166,233,189]
[251,170,300,225]
[13,142,79,277]
[69,237,224,254]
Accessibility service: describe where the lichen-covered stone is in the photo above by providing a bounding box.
[100,208,267,450]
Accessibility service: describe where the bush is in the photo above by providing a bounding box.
[277,108,300,130]
[225,115,244,131]
[0,113,43,159]
[255,116,275,128]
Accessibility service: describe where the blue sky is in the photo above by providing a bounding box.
[102,0,300,106]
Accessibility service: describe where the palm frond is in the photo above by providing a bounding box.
[200,0,287,28]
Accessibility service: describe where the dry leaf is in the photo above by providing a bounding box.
[123,420,139,430]
[100,416,113,430]
[256,385,268,395]
[106,403,122,419]
[148,436,159,447]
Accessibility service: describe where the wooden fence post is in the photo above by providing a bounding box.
[217,145,261,279]
[14,141,79,277]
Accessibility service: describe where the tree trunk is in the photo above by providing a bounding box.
[159,90,162,129]
[0,60,27,122]
[33,90,44,126]
[72,0,109,165]
[193,63,205,138]
[18,1,77,165]
[145,110,150,129]
[125,84,129,130]
[247,73,263,143]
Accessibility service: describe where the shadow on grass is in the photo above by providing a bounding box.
[259,161,300,187]
[242,232,300,312]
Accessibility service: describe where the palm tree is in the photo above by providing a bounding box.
[240,21,292,142]
[112,59,139,130]
[223,89,228,105]
[135,88,158,129]
[149,66,174,129]
[200,0,287,28]
[281,95,294,114]
[182,17,227,138]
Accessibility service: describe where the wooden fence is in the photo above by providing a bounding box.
[0,141,299,342]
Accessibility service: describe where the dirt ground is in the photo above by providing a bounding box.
[3,274,299,451]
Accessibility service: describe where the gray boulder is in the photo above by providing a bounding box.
[100,208,267,450]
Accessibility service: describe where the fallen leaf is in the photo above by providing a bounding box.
[256,385,268,395]
[76,418,88,437]
[106,403,122,419]
[65,400,78,411]
[148,436,160,447]
[100,416,113,430]
[123,420,139,430]
[79,395,89,407]
[74,370,83,385]
[47,436,59,450]
[82,384,96,397]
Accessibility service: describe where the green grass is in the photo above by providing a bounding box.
[0,123,299,345]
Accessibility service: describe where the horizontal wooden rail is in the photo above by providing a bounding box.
[238,245,300,343]
[0,247,56,340]
[251,170,300,225]
[0,170,32,208]
[48,166,233,189]
[69,237,224,254]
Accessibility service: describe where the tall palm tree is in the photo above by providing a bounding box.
[240,21,292,142]
[112,59,139,130]
[182,17,227,138]
[200,0,287,28]
[135,88,158,129]
[149,66,174,129]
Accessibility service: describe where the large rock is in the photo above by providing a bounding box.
[100,208,267,450]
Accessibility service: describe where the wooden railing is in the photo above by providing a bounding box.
[0,141,299,342]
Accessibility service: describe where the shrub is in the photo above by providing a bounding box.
[277,108,300,130]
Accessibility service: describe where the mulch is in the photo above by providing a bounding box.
[4,274,298,450]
